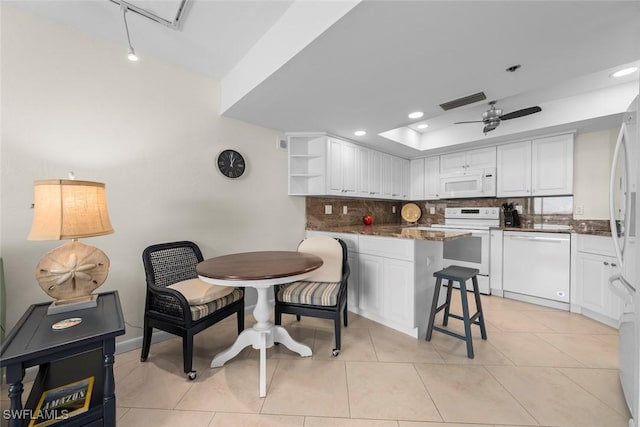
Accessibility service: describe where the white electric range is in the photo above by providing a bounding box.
[428,207,500,294]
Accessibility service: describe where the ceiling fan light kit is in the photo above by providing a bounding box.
[454,100,542,135]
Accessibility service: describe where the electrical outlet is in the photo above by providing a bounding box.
[324,205,332,215]
[429,207,436,215]
[515,205,523,214]
[576,205,584,215]
[392,206,396,213]
[343,206,348,214]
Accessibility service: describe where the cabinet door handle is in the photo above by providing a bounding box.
[604,261,609,266]
[612,263,617,267]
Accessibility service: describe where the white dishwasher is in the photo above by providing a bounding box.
[502,231,571,310]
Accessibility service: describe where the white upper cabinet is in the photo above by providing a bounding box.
[497,133,573,197]
[381,153,408,200]
[410,158,425,200]
[424,156,440,200]
[440,146,496,175]
[327,138,357,196]
[391,156,409,199]
[497,141,532,197]
[288,133,409,200]
[356,145,371,197]
[381,153,393,198]
[440,151,467,174]
[409,156,439,200]
[369,150,383,198]
[531,134,574,196]
[289,132,572,200]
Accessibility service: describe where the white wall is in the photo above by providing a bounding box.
[0,5,306,340]
[573,128,619,220]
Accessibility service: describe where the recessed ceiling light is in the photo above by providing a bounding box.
[354,130,366,136]
[408,111,424,119]
[611,67,638,78]
[417,124,429,129]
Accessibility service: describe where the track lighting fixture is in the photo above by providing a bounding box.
[121,4,138,61]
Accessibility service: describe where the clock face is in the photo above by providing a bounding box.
[217,149,246,178]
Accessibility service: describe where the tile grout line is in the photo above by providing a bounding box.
[411,361,445,424]
[555,366,631,419]
[483,365,544,427]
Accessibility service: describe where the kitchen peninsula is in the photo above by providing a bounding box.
[307,225,471,338]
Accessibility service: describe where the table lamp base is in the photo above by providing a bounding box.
[47,294,98,315]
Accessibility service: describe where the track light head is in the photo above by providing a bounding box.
[121,4,138,62]
[127,47,138,62]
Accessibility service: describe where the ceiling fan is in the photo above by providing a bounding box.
[454,101,542,134]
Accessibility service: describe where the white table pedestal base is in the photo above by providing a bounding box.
[210,286,311,397]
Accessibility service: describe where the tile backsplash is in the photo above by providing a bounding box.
[306,196,610,233]
[306,197,400,229]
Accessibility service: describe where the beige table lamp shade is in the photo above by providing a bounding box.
[28,179,114,314]
[28,180,113,240]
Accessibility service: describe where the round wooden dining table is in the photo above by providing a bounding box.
[196,251,323,397]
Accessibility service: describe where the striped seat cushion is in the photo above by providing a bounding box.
[190,288,244,321]
[153,288,243,321]
[278,281,341,306]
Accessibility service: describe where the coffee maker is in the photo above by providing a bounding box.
[502,203,521,227]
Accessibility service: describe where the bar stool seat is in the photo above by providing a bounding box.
[425,265,487,358]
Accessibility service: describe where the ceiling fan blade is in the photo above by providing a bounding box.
[499,106,542,121]
[454,120,484,124]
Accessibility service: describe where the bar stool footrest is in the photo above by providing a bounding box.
[431,326,467,342]
[447,311,483,325]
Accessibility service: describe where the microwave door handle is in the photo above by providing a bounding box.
[609,123,629,268]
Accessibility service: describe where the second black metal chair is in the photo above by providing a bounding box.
[274,236,350,356]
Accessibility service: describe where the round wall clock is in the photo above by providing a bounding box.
[217,149,246,178]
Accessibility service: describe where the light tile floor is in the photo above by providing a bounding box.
[2,291,631,427]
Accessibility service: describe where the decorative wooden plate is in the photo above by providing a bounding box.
[401,203,422,223]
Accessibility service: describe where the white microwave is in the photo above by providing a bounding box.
[439,167,496,199]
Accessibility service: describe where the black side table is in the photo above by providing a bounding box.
[1,291,125,427]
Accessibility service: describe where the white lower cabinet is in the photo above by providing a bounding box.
[358,254,383,315]
[308,231,444,338]
[357,236,415,332]
[382,257,414,327]
[573,234,624,328]
[358,253,414,329]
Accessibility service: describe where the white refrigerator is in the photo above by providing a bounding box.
[610,94,639,427]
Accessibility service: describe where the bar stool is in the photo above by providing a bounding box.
[425,265,487,358]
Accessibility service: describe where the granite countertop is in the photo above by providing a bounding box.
[308,224,472,241]
[501,225,572,234]
[501,225,611,236]
[310,223,613,239]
